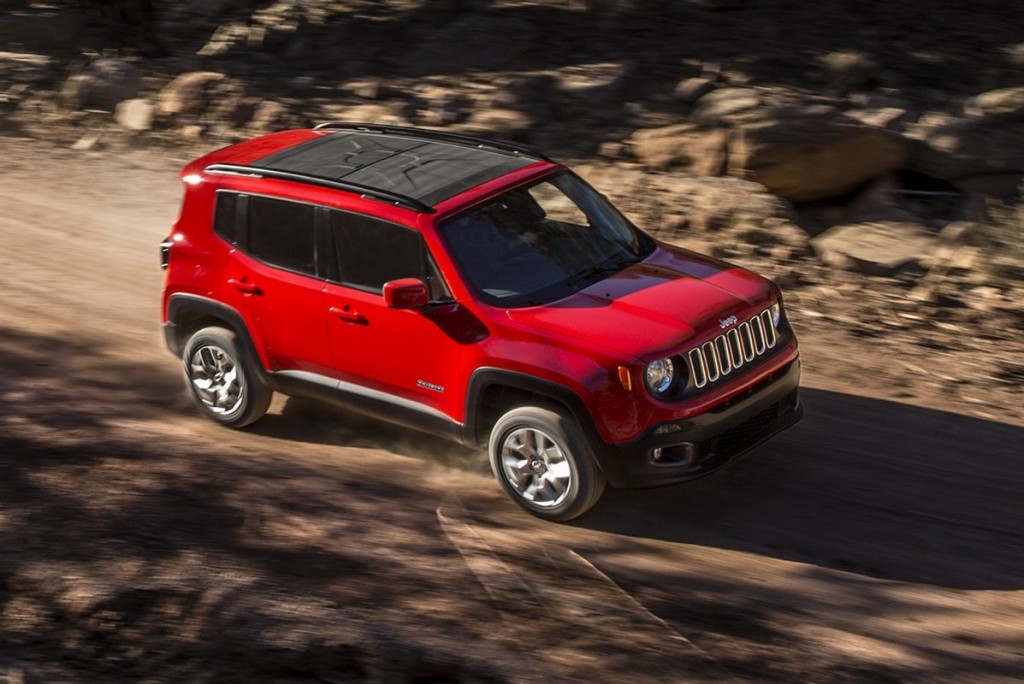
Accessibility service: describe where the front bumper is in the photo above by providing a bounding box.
[592,356,803,488]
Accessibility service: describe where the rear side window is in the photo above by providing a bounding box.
[330,212,448,299]
[247,196,317,276]
[213,191,238,244]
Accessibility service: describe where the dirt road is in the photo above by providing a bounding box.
[1,137,1022,682]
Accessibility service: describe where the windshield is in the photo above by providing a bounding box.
[438,172,655,307]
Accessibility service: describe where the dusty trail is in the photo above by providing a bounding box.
[0,137,1021,682]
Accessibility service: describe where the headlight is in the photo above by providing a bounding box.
[770,300,782,328]
[644,358,676,395]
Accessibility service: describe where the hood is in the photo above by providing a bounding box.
[506,244,776,360]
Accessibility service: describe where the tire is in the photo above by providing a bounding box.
[181,326,272,428]
[488,405,606,522]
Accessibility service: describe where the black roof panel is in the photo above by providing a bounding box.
[254,132,537,206]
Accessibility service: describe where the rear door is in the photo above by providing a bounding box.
[217,192,334,376]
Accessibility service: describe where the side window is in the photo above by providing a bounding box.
[213,191,238,244]
[247,196,317,276]
[330,212,449,299]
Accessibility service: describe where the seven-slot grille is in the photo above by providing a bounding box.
[687,309,778,389]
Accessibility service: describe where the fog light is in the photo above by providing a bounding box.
[650,443,696,467]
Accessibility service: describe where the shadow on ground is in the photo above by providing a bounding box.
[2,324,1022,681]
[583,388,1024,591]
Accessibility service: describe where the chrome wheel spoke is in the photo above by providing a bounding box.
[188,344,244,415]
[500,426,572,508]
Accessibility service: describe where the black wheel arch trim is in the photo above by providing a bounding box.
[464,367,604,451]
[164,294,266,378]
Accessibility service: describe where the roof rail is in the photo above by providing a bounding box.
[312,122,551,161]
[204,163,435,213]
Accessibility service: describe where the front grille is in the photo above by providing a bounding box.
[687,309,778,389]
[712,402,781,459]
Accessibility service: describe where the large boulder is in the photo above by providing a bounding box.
[910,104,1024,195]
[690,87,762,124]
[157,71,248,125]
[727,112,911,202]
[627,124,728,176]
[61,58,142,112]
[811,221,940,276]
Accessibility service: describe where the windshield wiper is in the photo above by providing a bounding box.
[567,255,637,288]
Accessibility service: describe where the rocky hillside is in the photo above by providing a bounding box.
[2,0,1022,412]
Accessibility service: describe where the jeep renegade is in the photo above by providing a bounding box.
[160,123,803,521]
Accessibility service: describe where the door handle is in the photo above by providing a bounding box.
[330,306,364,323]
[228,277,261,295]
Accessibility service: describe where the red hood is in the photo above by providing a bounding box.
[505,244,776,360]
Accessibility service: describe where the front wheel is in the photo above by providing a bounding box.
[488,406,605,522]
[182,326,272,428]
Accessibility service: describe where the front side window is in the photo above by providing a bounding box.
[331,212,450,300]
[439,172,654,307]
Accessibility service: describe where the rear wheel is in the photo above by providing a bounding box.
[488,406,605,521]
[182,326,271,428]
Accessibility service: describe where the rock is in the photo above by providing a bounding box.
[114,98,155,130]
[157,72,249,125]
[457,108,534,137]
[71,133,103,151]
[728,113,910,202]
[327,103,407,126]
[597,140,628,159]
[216,96,258,128]
[1004,42,1024,71]
[627,124,728,176]
[158,72,224,116]
[821,50,881,94]
[196,22,251,56]
[61,58,142,112]
[811,221,940,276]
[413,88,472,127]
[181,124,205,142]
[672,77,716,106]
[964,86,1024,117]
[0,52,52,86]
[761,218,814,252]
[574,164,797,240]
[690,87,762,124]
[247,100,292,132]
[345,77,385,100]
[843,176,922,224]
[938,220,988,246]
[844,107,911,132]
[911,113,1024,193]
[557,62,631,105]
[489,74,556,113]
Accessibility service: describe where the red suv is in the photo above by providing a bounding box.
[161,123,802,520]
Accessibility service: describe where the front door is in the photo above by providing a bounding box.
[321,210,466,423]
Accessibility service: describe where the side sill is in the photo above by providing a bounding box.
[272,370,464,444]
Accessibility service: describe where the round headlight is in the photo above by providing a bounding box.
[770,300,782,328]
[644,358,676,395]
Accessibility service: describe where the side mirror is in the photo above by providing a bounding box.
[383,278,429,310]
